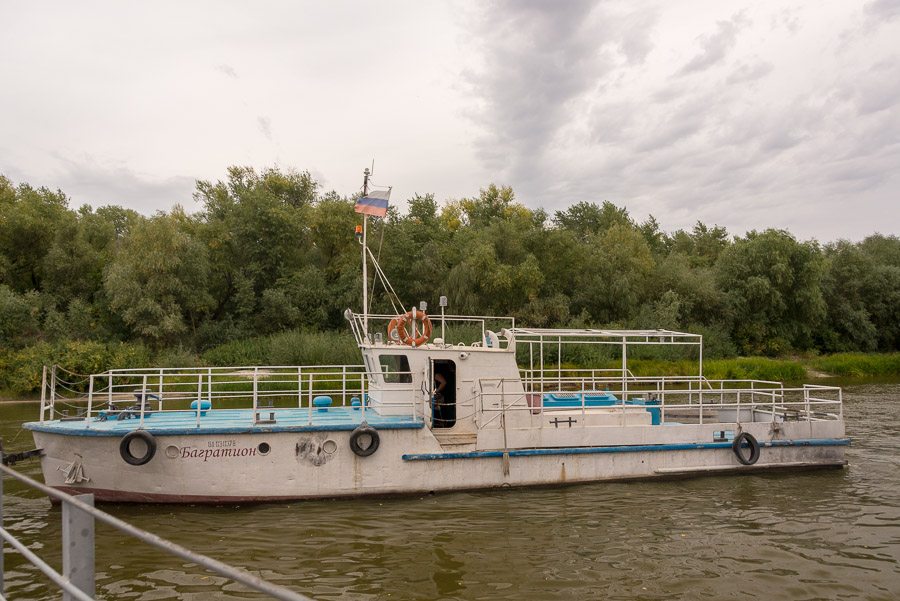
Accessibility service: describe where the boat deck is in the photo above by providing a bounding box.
[23,407,424,436]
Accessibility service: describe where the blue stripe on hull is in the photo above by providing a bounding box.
[23,421,424,437]
[401,438,851,461]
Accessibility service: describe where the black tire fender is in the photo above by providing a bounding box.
[349,424,380,457]
[120,430,157,466]
[732,431,760,465]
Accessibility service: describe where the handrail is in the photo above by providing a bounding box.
[473,376,842,432]
[0,461,315,601]
[38,365,421,428]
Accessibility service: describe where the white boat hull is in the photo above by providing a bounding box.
[32,420,847,503]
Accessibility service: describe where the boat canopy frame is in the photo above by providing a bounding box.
[508,328,705,405]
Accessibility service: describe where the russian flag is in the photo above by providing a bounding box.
[354,189,390,217]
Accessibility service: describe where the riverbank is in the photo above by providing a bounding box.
[618,354,900,381]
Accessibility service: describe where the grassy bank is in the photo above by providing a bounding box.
[620,357,808,381]
[565,354,900,381]
[2,333,899,397]
[809,353,900,377]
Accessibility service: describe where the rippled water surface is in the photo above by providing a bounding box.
[2,380,899,600]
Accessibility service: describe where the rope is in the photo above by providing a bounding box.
[54,383,91,396]
[53,365,93,379]
[366,246,404,315]
[368,219,388,309]
[54,375,91,387]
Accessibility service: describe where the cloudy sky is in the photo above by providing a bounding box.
[2,0,898,242]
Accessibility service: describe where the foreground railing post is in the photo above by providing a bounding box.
[0,466,315,601]
[62,494,95,601]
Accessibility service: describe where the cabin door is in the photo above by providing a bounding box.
[431,359,457,429]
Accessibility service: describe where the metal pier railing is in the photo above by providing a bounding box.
[0,461,314,601]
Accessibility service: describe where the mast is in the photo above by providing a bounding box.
[361,168,370,341]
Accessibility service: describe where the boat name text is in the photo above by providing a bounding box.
[181,446,257,461]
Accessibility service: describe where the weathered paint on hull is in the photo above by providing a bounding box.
[32,425,848,504]
[49,460,848,504]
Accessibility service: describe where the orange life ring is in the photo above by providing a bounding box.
[387,310,432,346]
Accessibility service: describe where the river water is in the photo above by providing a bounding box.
[2,380,899,601]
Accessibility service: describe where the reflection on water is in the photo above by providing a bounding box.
[2,381,899,600]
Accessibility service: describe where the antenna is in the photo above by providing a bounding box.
[361,167,370,341]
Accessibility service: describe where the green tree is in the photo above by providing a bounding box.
[553,201,633,240]
[103,213,212,347]
[665,221,730,267]
[572,224,653,324]
[195,166,317,335]
[0,176,74,292]
[820,240,878,351]
[716,229,826,354]
[857,235,900,350]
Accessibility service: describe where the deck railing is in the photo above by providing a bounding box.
[0,460,314,601]
[474,377,842,430]
[38,365,421,427]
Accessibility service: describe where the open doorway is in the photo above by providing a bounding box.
[432,359,457,428]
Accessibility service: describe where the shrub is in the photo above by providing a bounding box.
[811,353,900,377]
[0,340,152,396]
[201,337,270,366]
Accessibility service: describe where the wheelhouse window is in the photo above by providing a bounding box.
[378,354,412,383]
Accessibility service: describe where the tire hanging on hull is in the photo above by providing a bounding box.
[120,430,157,466]
[732,432,760,465]
[349,424,380,457]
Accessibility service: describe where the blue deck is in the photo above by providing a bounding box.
[23,407,425,437]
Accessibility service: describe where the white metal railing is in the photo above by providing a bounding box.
[39,365,422,427]
[39,364,843,433]
[475,377,842,430]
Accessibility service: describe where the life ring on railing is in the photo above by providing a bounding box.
[732,431,760,465]
[388,310,432,346]
[119,430,157,466]
[349,423,380,457]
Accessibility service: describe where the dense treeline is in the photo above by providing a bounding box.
[2,167,899,377]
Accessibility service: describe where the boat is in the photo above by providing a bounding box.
[14,171,849,503]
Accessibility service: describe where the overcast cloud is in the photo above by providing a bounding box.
[1,0,898,241]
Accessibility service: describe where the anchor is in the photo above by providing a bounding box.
[58,455,91,484]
